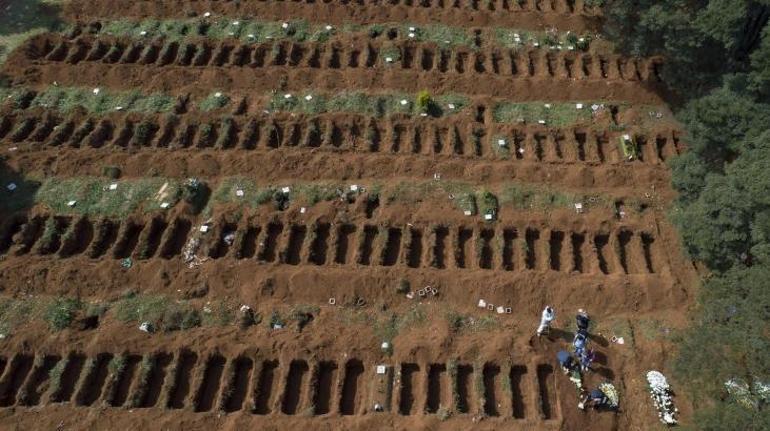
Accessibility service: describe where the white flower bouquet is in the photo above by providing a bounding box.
[647,371,677,424]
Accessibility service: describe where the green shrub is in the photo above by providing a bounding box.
[416,90,432,113]
[199,92,230,111]
[45,298,82,331]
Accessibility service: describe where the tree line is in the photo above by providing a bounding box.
[603,1,770,429]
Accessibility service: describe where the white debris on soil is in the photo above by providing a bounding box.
[223,231,236,246]
[139,322,153,333]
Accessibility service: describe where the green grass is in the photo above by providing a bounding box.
[373,305,427,342]
[209,178,346,210]
[114,293,203,332]
[199,92,230,112]
[399,23,475,48]
[201,300,236,327]
[266,91,469,118]
[107,354,127,376]
[618,134,639,160]
[34,177,182,216]
[499,183,613,211]
[492,135,513,158]
[114,293,170,324]
[44,297,82,331]
[0,86,176,114]
[478,191,499,219]
[84,17,591,52]
[5,175,622,221]
[445,311,499,333]
[495,28,592,51]
[0,0,63,64]
[47,357,68,395]
[492,101,596,127]
[0,297,44,336]
[0,168,40,215]
[99,18,335,44]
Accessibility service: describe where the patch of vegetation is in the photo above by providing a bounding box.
[445,312,499,333]
[34,177,182,216]
[44,297,82,331]
[288,304,320,330]
[114,293,171,325]
[268,311,286,329]
[495,28,592,51]
[99,18,334,44]
[604,3,770,423]
[108,355,127,376]
[210,178,346,211]
[0,164,41,215]
[267,91,468,118]
[492,101,596,126]
[0,297,43,336]
[396,279,411,295]
[199,92,230,112]
[47,357,68,396]
[499,183,612,212]
[478,191,499,220]
[0,86,176,114]
[373,305,427,342]
[0,0,63,64]
[90,17,585,52]
[201,300,236,327]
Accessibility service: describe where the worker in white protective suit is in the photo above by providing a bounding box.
[537,306,555,337]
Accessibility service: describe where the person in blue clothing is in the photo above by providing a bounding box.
[557,350,577,375]
[580,349,595,372]
[576,309,590,333]
[579,388,609,410]
[573,331,587,356]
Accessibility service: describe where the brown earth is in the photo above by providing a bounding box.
[0,2,697,430]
